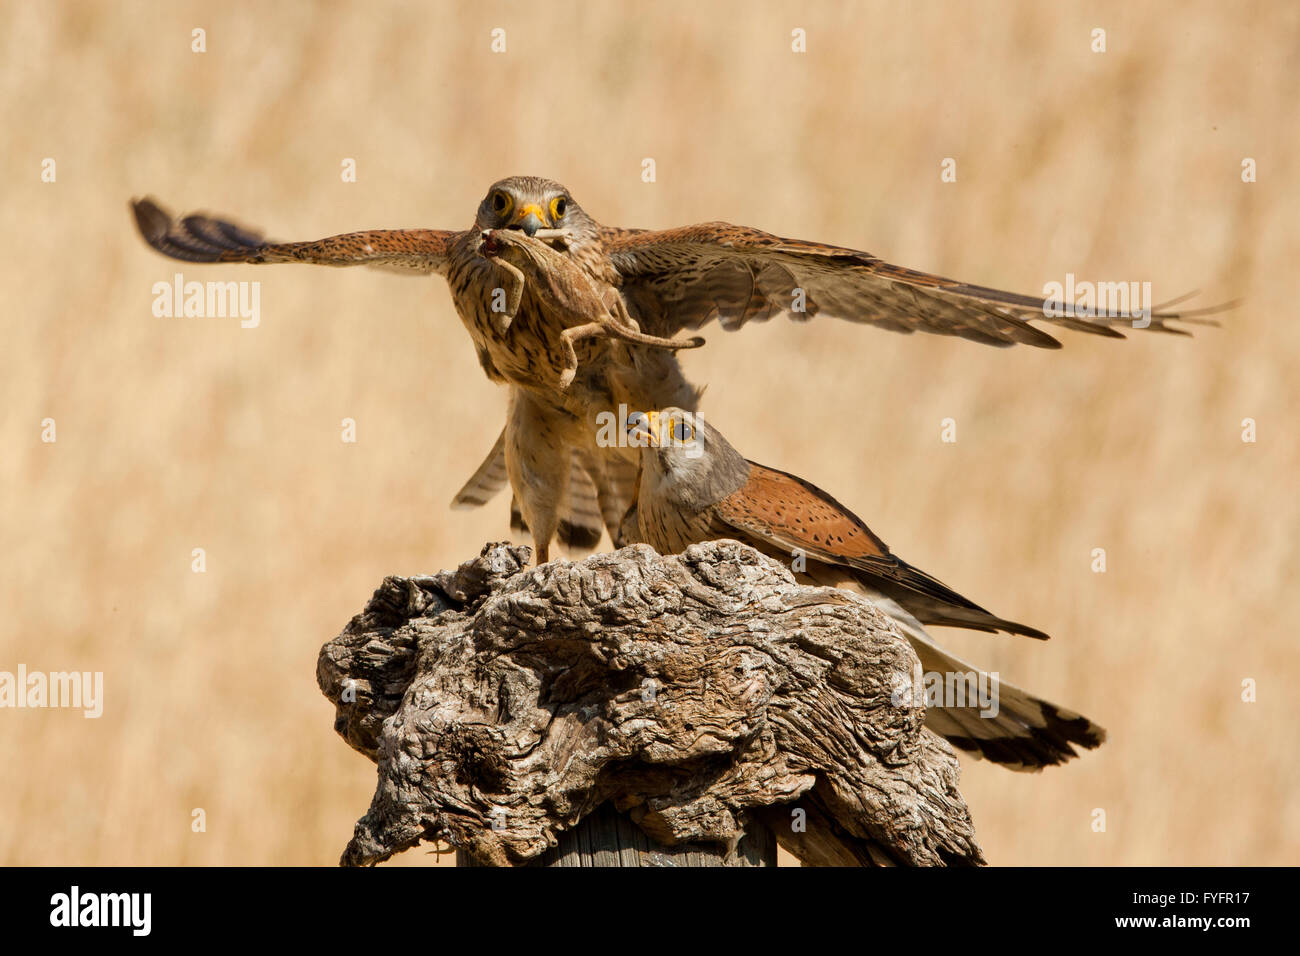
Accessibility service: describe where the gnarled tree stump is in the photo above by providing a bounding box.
[318,541,985,867]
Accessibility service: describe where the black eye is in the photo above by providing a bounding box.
[554,197,568,216]
[491,192,508,212]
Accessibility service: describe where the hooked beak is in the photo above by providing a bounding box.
[512,203,548,237]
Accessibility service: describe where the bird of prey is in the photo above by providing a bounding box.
[130,175,1217,561]
[623,407,1105,770]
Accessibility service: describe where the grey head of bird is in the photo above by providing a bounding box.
[473,175,599,249]
[625,406,750,512]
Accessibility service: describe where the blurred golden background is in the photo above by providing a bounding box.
[2,0,1296,866]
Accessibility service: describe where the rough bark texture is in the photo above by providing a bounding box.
[455,801,777,867]
[318,540,985,867]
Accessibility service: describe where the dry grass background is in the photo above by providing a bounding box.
[2,0,1296,866]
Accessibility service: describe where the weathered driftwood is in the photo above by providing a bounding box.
[318,541,985,867]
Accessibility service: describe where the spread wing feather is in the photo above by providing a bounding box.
[603,223,1222,347]
[131,197,455,275]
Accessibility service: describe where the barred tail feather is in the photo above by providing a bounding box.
[452,430,510,510]
[556,452,604,552]
[877,598,1105,771]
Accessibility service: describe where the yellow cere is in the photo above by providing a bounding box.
[516,202,547,225]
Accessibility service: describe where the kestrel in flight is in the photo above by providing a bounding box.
[131,175,1217,561]
[624,407,1105,770]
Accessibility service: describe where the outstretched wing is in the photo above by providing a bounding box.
[602,223,1223,348]
[131,197,457,275]
[712,461,1049,639]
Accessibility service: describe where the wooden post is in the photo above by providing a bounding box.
[457,804,775,867]
[321,542,983,867]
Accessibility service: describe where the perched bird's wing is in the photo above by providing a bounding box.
[712,461,1048,639]
[603,223,1223,347]
[131,197,455,275]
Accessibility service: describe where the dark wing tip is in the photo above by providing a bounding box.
[129,196,268,263]
[1000,618,1051,641]
[130,196,172,244]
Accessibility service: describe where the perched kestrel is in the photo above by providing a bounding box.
[130,175,1216,561]
[624,407,1105,770]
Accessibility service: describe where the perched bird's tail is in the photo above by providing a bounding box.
[873,596,1106,771]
